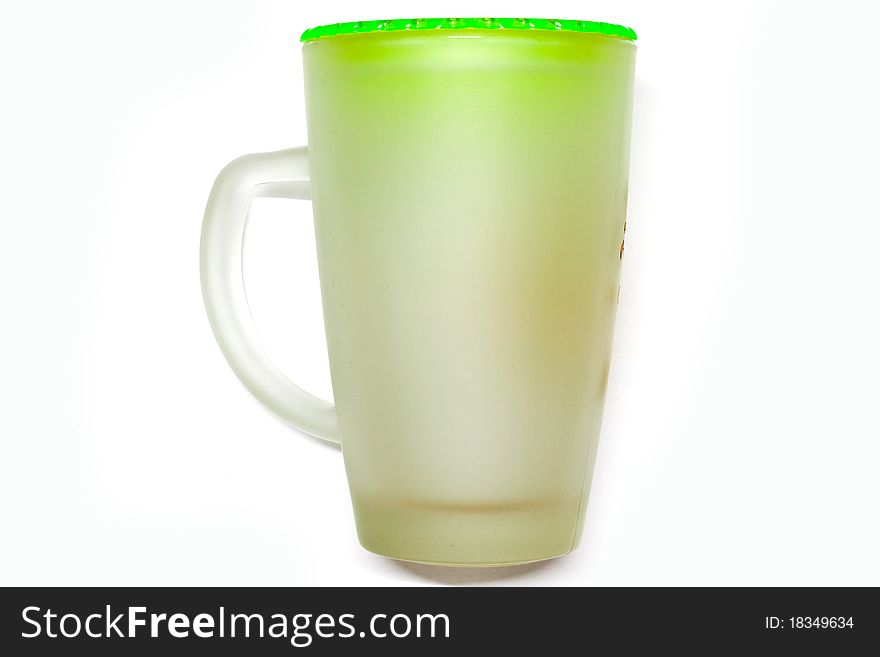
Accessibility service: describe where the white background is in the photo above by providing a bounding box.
[1,0,878,586]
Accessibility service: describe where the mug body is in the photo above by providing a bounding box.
[303,27,635,565]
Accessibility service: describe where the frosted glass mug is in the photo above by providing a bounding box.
[201,19,636,566]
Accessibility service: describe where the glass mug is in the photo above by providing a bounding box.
[201,18,637,566]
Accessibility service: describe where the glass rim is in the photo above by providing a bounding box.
[300,18,637,43]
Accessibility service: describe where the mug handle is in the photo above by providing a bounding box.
[200,147,339,444]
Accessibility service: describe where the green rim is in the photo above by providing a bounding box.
[300,18,637,43]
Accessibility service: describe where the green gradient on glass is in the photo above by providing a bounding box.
[303,29,636,565]
[301,17,637,43]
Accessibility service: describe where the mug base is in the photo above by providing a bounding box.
[352,496,581,567]
[360,549,570,569]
